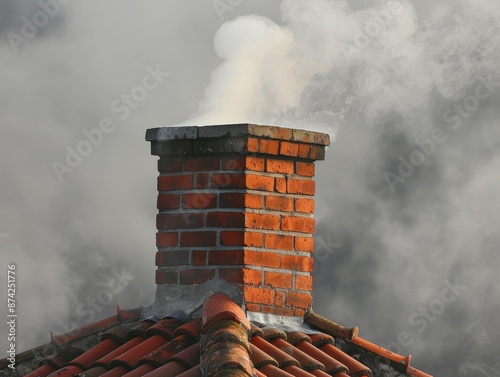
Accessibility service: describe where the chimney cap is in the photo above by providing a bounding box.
[145,123,330,146]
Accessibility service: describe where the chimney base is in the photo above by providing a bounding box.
[151,280,244,318]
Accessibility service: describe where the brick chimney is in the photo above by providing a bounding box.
[145,124,329,318]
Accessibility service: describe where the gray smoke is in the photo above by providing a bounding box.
[1,1,499,376]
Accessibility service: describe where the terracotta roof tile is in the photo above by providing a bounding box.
[70,338,121,370]
[95,336,145,368]
[202,320,253,377]
[317,343,372,377]
[304,311,358,340]
[120,364,156,377]
[351,335,411,366]
[47,364,83,376]
[24,364,57,377]
[110,334,169,369]
[146,317,185,339]
[176,365,202,377]
[251,336,300,368]
[202,292,251,333]
[284,365,318,376]
[96,365,130,377]
[258,364,295,377]
[249,343,279,368]
[294,340,349,374]
[76,366,108,376]
[23,348,85,377]
[142,361,188,377]
[168,343,201,368]
[310,369,337,377]
[270,337,325,371]
[12,293,433,377]
[140,333,197,367]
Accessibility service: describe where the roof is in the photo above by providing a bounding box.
[2,293,432,377]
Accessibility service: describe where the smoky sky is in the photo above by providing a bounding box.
[1,1,499,377]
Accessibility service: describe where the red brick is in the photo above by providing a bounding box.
[158,156,183,173]
[309,145,325,160]
[157,213,204,229]
[208,250,244,265]
[244,287,275,306]
[221,155,245,170]
[156,250,189,266]
[265,196,293,212]
[212,173,245,189]
[207,212,245,228]
[279,141,299,157]
[264,234,293,250]
[157,194,180,209]
[180,231,216,247]
[264,272,292,289]
[294,308,307,317]
[158,175,192,191]
[192,250,206,266]
[185,156,219,171]
[294,236,314,252]
[261,305,294,316]
[243,268,263,286]
[275,290,285,306]
[286,292,312,309]
[266,159,294,174]
[245,156,265,171]
[246,174,275,191]
[219,193,263,209]
[295,162,314,177]
[220,231,262,247]
[259,139,279,155]
[245,250,280,268]
[219,268,243,282]
[156,269,178,284]
[298,144,311,159]
[156,232,178,247]
[281,216,315,233]
[245,303,261,312]
[287,179,315,195]
[281,255,314,272]
[195,173,209,189]
[295,198,314,214]
[247,138,260,153]
[220,268,263,285]
[180,269,215,284]
[182,193,216,209]
[295,275,313,291]
[275,178,287,193]
[245,213,280,230]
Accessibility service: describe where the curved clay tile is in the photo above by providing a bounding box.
[202,293,250,333]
